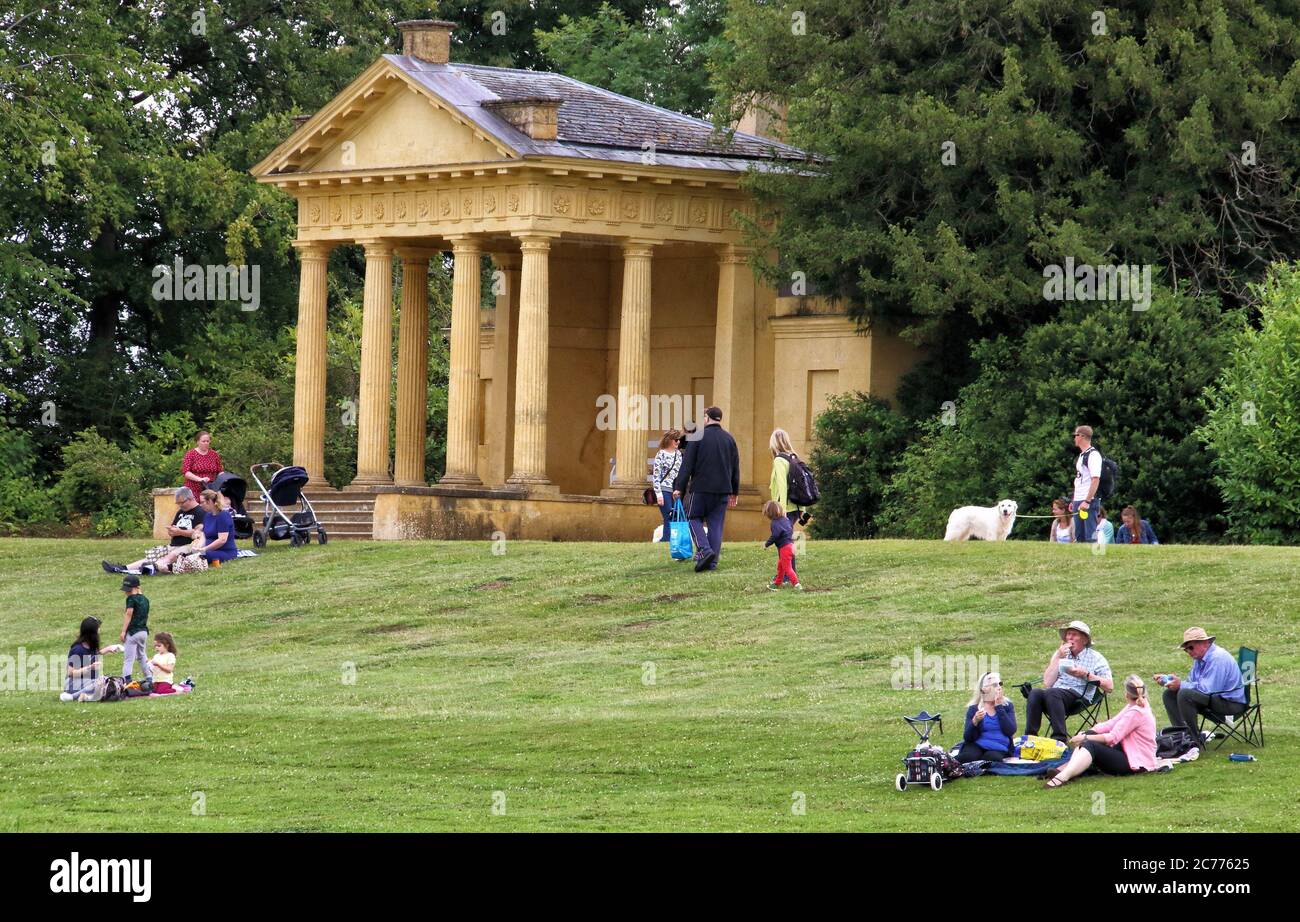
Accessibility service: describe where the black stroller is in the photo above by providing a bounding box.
[249,463,326,548]
[210,471,254,540]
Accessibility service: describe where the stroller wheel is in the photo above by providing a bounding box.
[317,527,328,545]
[930,774,944,792]
[252,529,266,549]
[289,531,302,548]
[895,773,907,792]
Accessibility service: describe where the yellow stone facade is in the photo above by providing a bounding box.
[249,22,919,540]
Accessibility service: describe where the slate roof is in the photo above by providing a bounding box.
[386,55,809,173]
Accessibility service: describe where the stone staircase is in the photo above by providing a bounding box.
[244,487,376,540]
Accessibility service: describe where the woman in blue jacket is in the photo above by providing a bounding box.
[1115,506,1159,544]
[956,672,1017,762]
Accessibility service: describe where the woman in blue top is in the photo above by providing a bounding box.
[956,672,1017,762]
[1115,505,1159,544]
[195,489,239,564]
[62,617,104,701]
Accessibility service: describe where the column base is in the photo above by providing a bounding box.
[505,476,559,495]
[393,479,430,488]
[345,477,391,491]
[602,482,650,500]
[439,472,483,486]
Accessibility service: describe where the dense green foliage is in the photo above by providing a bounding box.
[716,0,1300,344]
[1198,264,1300,544]
[876,290,1239,542]
[808,394,913,539]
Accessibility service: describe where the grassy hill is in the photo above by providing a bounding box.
[0,537,1294,831]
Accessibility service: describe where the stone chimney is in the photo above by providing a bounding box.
[397,19,456,64]
[484,97,563,141]
[736,95,788,142]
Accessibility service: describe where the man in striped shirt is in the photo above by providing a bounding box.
[1024,620,1114,743]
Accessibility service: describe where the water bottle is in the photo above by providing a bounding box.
[1228,753,1256,762]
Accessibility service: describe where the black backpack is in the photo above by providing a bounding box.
[781,453,820,507]
[1156,726,1197,759]
[1083,447,1118,500]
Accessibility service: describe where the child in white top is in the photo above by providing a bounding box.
[150,632,178,694]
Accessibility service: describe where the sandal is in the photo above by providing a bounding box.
[1044,775,1070,789]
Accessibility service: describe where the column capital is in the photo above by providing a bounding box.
[356,238,394,257]
[511,231,561,251]
[620,238,661,258]
[490,251,522,270]
[717,244,754,265]
[394,247,439,263]
[448,235,484,255]
[291,239,333,260]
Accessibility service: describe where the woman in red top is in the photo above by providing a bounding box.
[181,431,224,495]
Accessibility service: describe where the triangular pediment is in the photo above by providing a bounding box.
[252,58,518,178]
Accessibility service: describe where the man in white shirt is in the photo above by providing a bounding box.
[1071,425,1102,542]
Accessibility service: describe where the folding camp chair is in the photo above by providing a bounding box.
[1198,647,1263,749]
[1014,678,1110,736]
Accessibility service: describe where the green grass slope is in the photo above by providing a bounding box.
[0,538,1294,831]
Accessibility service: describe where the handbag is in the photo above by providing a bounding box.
[642,487,656,505]
[669,498,694,560]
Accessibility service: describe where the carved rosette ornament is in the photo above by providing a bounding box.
[553,192,572,215]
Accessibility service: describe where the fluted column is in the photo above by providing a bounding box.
[394,248,434,487]
[488,252,521,486]
[608,240,656,493]
[291,241,332,486]
[507,232,559,489]
[714,244,756,492]
[349,239,394,488]
[441,237,485,484]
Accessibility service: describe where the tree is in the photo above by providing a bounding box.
[713,0,1300,355]
[808,393,913,538]
[1198,263,1300,544]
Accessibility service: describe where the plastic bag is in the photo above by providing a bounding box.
[669,498,693,560]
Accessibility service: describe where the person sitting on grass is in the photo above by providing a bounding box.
[61,617,113,702]
[1048,497,1073,543]
[1155,627,1246,752]
[104,487,206,575]
[763,500,802,591]
[1115,505,1159,544]
[149,633,179,694]
[956,672,1016,763]
[1044,675,1157,788]
[1095,506,1114,544]
[152,489,237,573]
[1023,620,1113,742]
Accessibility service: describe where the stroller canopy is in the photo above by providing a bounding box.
[211,471,247,506]
[268,465,310,506]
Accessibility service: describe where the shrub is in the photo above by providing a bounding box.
[129,411,197,489]
[880,289,1240,542]
[1197,264,1300,544]
[808,393,914,538]
[52,428,143,517]
[0,424,57,532]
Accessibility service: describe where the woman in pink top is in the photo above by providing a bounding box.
[1045,675,1157,788]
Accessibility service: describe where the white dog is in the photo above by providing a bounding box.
[944,500,1018,541]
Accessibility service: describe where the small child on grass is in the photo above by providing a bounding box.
[149,632,180,694]
[119,575,154,683]
[763,500,803,591]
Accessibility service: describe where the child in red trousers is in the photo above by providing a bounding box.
[763,500,803,591]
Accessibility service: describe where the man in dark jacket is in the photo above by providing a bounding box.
[673,406,740,572]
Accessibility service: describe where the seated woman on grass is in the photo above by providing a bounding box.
[1044,675,1157,788]
[153,490,238,573]
[956,672,1016,763]
[1115,506,1159,544]
[1048,498,1073,543]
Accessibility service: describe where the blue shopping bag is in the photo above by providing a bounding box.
[669,498,694,560]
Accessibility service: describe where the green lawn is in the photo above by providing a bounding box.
[0,537,1294,831]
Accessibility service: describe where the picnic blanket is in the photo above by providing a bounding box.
[985,756,1070,776]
